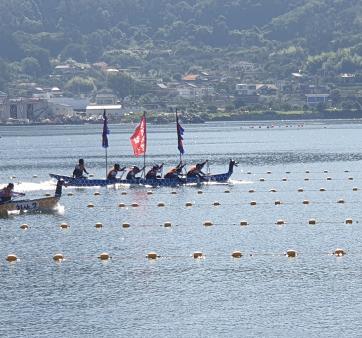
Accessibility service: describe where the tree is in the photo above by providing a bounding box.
[65,77,95,95]
[21,57,41,77]
[61,43,86,62]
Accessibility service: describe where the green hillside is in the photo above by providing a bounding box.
[1,0,362,93]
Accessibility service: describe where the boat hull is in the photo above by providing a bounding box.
[0,196,59,215]
[49,172,232,187]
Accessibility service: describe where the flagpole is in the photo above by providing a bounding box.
[105,147,108,178]
[143,111,147,178]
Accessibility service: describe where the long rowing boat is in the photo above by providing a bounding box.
[0,180,64,216]
[50,160,238,187]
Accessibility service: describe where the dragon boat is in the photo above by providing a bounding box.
[0,180,64,217]
[50,159,238,187]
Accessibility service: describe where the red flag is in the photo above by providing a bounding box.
[130,114,147,156]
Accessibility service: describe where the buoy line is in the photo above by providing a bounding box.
[10,218,359,232]
[242,170,353,175]
[3,248,351,263]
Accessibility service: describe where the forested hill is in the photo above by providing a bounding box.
[1,0,362,91]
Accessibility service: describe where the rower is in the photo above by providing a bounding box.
[187,160,208,178]
[126,166,144,181]
[145,163,164,179]
[73,159,89,178]
[0,183,25,204]
[107,164,126,180]
[164,161,185,179]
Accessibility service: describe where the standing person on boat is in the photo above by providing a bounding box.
[126,166,145,181]
[164,161,185,179]
[73,159,89,178]
[187,160,208,179]
[145,163,164,179]
[0,183,25,203]
[107,164,126,180]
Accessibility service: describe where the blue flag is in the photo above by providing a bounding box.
[176,112,184,154]
[102,110,109,148]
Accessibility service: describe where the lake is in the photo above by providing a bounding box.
[0,120,362,337]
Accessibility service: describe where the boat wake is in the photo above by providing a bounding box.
[0,180,57,192]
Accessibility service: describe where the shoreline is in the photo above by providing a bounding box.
[2,110,362,126]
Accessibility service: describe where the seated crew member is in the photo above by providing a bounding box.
[73,159,89,178]
[126,166,144,181]
[187,160,208,178]
[164,162,185,179]
[107,164,126,180]
[145,163,164,179]
[0,183,25,203]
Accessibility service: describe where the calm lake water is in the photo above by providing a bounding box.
[1,120,362,337]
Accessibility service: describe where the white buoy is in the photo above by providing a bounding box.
[164,222,172,228]
[122,223,130,228]
[60,223,69,229]
[171,191,177,195]
[324,170,328,173]
[320,188,326,192]
[240,220,248,226]
[87,203,94,208]
[157,202,165,207]
[185,202,193,207]
[282,178,287,181]
[304,178,309,181]
[303,200,310,205]
[274,200,281,205]
[348,177,354,180]
[203,220,213,227]
[20,223,29,230]
[250,201,256,205]
[353,187,358,191]
[89,174,94,177]
[224,189,230,193]
[67,192,74,196]
[118,203,126,208]
[259,178,265,182]
[197,190,203,194]
[95,222,103,228]
[121,191,127,195]
[270,189,277,192]
[309,219,317,225]
[276,219,285,225]
[131,203,139,207]
[305,170,310,174]
[33,175,38,178]
[147,191,153,195]
[213,201,220,206]
[267,171,272,174]
[337,199,345,204]
[298,188,304,192]
[249,189,255,193]
[94,192,101,196]
[326,177,332,181]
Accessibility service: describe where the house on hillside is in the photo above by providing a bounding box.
[306,94,330,106]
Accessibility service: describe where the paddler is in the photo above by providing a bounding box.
[126,166,145,181]
[107,163,126,180]
[187,160,208,179]
[164,161,185,179]
[145,163,164,179]
[0,183,25,204]
[73,159,89,178]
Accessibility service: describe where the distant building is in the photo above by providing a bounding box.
[306,94,330,106]
[235,84,257,96]
[86,104,122,117]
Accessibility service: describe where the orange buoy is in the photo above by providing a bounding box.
[122,223,130,228]
[131,203,139,207]
[303,200,310,205]
[95,222,103,228]
[334,248,346,256]
[345,219,353,224]
[53,253,64,262]
[6,254,18,262]
[147,252,158,259]
[60,223,69,229]
[185,202,193,207]
[20,223,29,230]
[193,252,204,259]
[157,202,165,207]
[231,251,242,258]
[286,250,297,257]
[118,203,126,208]
[87,203,94,208]
[99,252,111,260]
